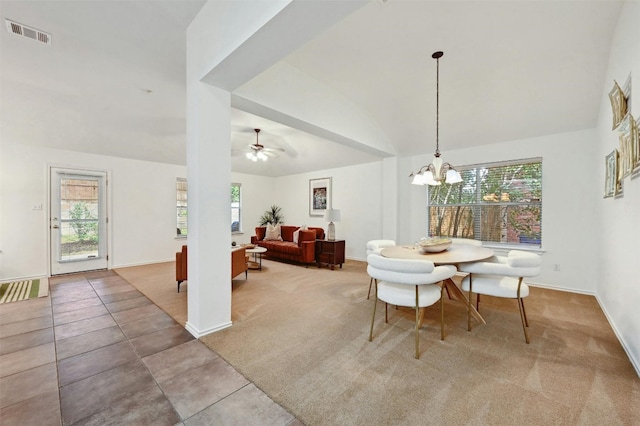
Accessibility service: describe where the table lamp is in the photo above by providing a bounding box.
[324,208,341,241]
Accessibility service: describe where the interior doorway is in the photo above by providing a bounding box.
[50,168,108,275]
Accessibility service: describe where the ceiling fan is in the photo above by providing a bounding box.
[243,128,285,162]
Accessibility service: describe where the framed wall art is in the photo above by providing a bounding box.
[632,115,640,175]
[604,149,620,198]
[309,177,331,216]
[609,80,628,130]
[618,115,634,179]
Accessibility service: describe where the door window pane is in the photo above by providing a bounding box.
[59,178,99,260]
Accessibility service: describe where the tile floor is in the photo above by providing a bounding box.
[0,270,302,425]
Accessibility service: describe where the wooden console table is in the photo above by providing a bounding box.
[316,239,345,270]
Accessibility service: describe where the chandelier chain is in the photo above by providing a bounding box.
[435,54,440,157]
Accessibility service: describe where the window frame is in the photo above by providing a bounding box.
[426,157,542,248]
[231,182,242,234]
[176,178,188,238]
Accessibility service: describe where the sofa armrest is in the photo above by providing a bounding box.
[232,247,248,279]
[299,241,316,263]
[298,229,316,244]
[176,245,187,292]
[298,230,317,263]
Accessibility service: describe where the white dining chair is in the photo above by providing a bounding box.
[367,253,457,359]
[365,239,396,299]
[450,238,482,247]
[458,250,541,343]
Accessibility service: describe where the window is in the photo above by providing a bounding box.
[231,183,241,233]
[176,180,241,235]
[176,178,188,237]
[427,158,542,247]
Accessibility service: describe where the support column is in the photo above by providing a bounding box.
[185,82,232,337]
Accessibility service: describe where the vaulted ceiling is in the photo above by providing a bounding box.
[0,1,624,177]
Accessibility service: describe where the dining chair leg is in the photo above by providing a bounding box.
[521,298,529,327]
[467,274,473,332]
[517,297,530,344]
[440,284,445,340]
[476,294,480,311]
[369,294,378,342]
[367,277,375,299]
[414,286,420,359]
[384,303,388,323]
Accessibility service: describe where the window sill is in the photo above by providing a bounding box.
[175,235,187,240]
[483,243,545,254]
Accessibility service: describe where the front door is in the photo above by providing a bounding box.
[50,168,108,275]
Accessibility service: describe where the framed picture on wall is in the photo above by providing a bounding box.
[609,80,627,130]
[604,150,618,198]
[633,116,640,175]
[618,116,634,179]
[309,177,331,216]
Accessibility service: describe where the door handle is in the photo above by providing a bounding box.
[52,225,59,229]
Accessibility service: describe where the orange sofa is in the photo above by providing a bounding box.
[251,225,324,265]
[175,245,247,292]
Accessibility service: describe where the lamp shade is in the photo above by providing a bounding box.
[324,208,341,222]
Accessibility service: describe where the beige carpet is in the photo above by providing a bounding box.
[116,259,640,425]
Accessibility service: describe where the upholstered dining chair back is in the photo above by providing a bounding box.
[366,239,396,255]
[365,239,396,299]
[367,254,457,359]
[459,250,541,343]
[450,238,483,247]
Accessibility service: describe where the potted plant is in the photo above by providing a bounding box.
[259,205,284,226]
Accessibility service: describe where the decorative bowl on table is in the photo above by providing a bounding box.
[418,237,452,253]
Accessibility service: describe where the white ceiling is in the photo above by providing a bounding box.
[0,1,624,177]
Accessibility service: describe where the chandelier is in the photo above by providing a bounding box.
[409,51,462,186]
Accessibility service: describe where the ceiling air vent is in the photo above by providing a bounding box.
[5,19,51,45]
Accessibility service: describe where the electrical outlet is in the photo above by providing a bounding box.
[32,203,43,210]
[553,264,560,271]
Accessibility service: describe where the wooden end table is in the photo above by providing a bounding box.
[315,239,345,270]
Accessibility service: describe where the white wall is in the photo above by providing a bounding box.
[595,1,640,375]
[0,142,187,280]
[231,171,276,245]
[269,161,384,260]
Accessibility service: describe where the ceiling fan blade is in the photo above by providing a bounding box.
[263,147,285,153]
[263,151,279,158]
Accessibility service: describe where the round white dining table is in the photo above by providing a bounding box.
[380,243,495,324]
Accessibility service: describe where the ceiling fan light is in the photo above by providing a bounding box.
[411,173,424,185]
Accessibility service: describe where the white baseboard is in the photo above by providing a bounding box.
[594,294,640,378]
[111,258,174,269]
[0,274,49,282]
[185,320,232,338]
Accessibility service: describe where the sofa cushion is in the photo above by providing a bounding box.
[309,227,325,240]
[265,224,283,241]
[280,225,298,242]
[259,241,301,255]
[255,227,266,241]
